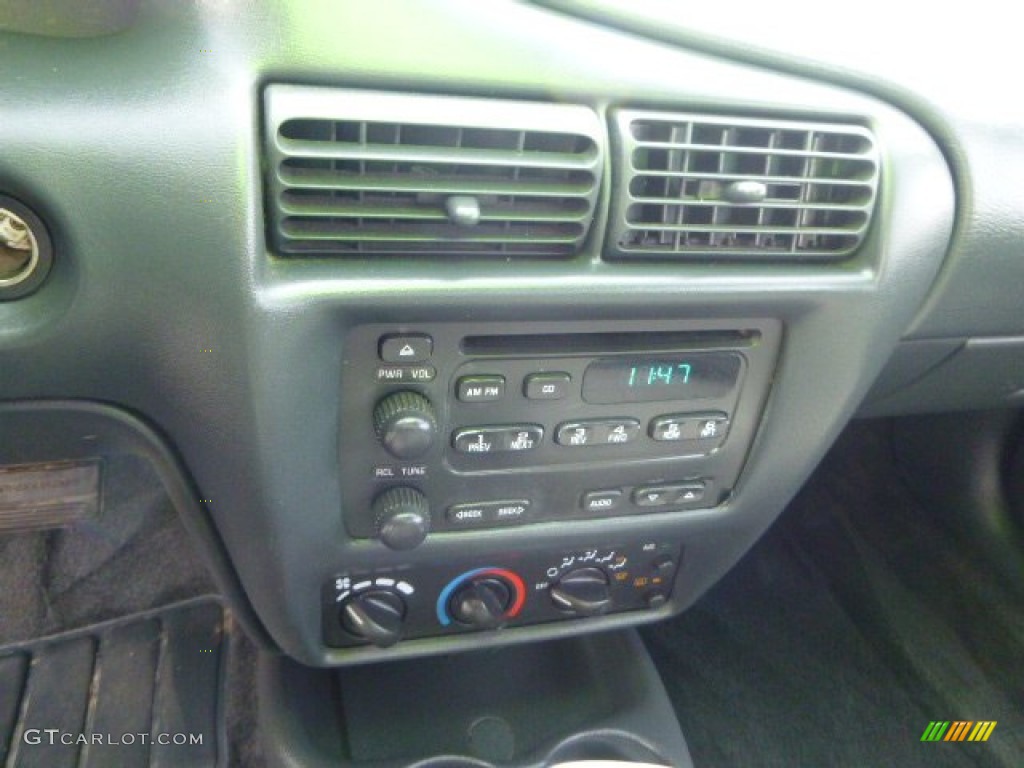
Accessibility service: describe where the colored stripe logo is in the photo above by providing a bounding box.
[921,721,997,742]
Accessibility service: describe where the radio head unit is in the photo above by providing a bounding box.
[339,319,780,548]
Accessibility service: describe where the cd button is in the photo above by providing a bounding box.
[524,373,571,400]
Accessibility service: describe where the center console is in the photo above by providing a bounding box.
[326,319,779,649]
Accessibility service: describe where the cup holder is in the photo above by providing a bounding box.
[544,730,671,765]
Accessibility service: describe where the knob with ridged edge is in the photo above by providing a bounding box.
[373,486,430,550]
[373,390,437,459]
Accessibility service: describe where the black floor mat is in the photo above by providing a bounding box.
[0,598,229,768]
[642,422,1024,767]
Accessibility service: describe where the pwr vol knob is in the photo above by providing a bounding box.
[373,391,437,459]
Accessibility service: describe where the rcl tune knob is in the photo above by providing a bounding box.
[550,566,612,616]
[373,390,437,459]
[340,590,406,648]
[373,486,430,550]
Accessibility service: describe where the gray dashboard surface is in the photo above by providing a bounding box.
[542,0,1024,340]
[0,0,954,663]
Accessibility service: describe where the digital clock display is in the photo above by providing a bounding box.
[582,353,742,404]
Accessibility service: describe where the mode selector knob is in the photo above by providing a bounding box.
[374,391,437,460]
[340,590,406,648]
[550,567,612,616]
[373,486,430,550]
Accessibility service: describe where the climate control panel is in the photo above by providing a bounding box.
[323,540,682,648]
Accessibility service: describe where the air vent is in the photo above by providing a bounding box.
[264,86,604,258]
[607,111,880,261]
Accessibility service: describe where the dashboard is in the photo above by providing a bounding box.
[1,0,1021,669]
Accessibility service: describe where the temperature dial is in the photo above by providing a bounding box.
[550,566,612,616]
[449,577,513,629]
[437,568,526,629]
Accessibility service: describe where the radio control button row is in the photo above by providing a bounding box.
[649,412,730,444]
[524,372,571,400]
[633,481,707,508]
[447,500,531,527]
[555,419,640,447]
[581,489,624,512]
[452,425,543,454]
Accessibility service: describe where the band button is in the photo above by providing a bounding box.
[457,375,505,403]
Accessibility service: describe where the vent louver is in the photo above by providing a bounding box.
[264,87,604,258]
[607,111,880,261]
